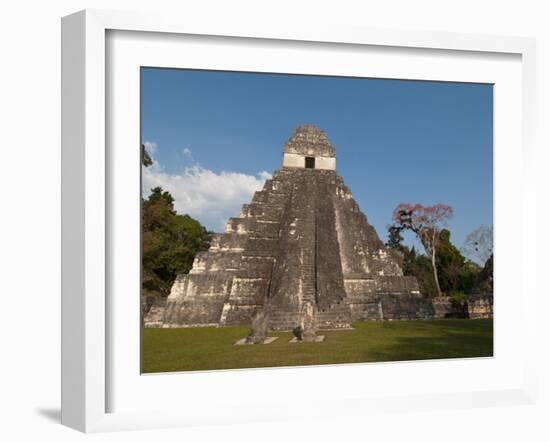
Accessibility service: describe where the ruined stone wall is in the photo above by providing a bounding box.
[142,296,167,328]
[432,296,468,319]
[467,294,493,319]
[163,272,234,327]
[283,124,335,158]
[345,276,434,321]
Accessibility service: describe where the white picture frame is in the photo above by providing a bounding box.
[61,9,537,433]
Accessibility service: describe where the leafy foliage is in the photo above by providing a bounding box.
[386,226,481,298]
[401,247,440,298]
[292,326,303,341]
[436,229,479,295]
[386,225,405,251]
[391,203,454,297]
[142,186,211,297]
[392,203,453,256]
[141,143,153,167]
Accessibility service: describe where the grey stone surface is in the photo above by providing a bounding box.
[246,310,269,344]
[432,296,468,319]
[142,296,167,328]
[300,301,318,341]
[284,124,335,158]
[157,125,435,330]
[235,336,279,345]
[467,294,493,319]
[290,335,325,343]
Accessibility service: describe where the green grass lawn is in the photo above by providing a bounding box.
[141,319,493,373]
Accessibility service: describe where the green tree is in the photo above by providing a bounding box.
[402,246,439,298]
[436,229,479,295]
[386,227,438,297]
[142,186,211,297]
[386,226,480,298]
[141,143,153,167]
[392,203,454,297]
[385,225,406,252]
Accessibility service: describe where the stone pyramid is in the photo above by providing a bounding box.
[161,125,434,330]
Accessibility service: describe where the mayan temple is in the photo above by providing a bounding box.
[159,125,434,330]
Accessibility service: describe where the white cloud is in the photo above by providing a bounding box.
[182,147,193,159]
[143,141,158,155]
[142,144,271,232]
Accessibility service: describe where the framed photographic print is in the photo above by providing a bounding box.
[139,69,494,372]
[61,9,537,433]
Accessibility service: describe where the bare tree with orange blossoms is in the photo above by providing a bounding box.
[392,203,454,297]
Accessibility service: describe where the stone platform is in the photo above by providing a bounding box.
[289,336,325,343]
[234,337,279,345]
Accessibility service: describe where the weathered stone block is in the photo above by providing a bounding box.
[432,296,468,319]
[467,294,493,319]
[142,296,167,328]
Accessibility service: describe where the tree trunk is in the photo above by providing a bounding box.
[431,230,442,297]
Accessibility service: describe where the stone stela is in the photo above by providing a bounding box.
[152,125,435,331]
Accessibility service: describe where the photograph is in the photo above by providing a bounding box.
[2,0,546,438]
[140,68,494,373]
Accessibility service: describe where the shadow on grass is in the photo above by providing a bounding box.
[361,320,494,362]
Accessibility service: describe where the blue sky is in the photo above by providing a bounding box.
[141,68,493,261]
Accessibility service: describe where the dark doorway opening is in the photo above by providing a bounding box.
[305,157,315,169]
